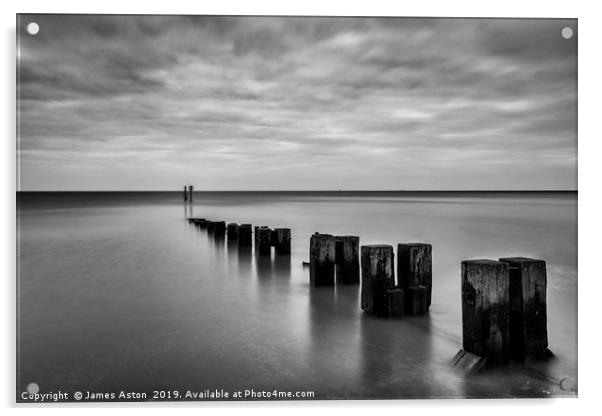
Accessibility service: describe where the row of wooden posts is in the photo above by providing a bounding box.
[309,233,551,370]
[184,194,550,372]
[187,217,292,256]
[309,233,432,318]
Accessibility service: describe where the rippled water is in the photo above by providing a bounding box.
[17,191,577,400]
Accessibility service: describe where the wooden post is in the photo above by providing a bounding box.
[227,223,239,240]
[309,233,336,287]
[386,288,404,318]
[273,228,291,255]
[398,243,432,315]
[361,245,395,316]
[499,257,549,361]
[461,259,510,366]
[408,286,428,315]
[214,221,226,235]
[255,227,272,255]
[188,185,193,201]
[183,186,188,201]
[335,236,360,284]
[254,226,262,246]
[207,221,216,233]
[238,224,253,246]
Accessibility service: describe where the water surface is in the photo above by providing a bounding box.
[17,191,578,400]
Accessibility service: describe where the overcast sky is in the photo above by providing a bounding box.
[18,15,577,191]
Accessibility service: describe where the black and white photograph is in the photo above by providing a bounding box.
[16,13,577,402]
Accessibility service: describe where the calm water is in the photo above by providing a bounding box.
[17,192,577,400]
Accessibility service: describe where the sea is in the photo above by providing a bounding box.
[16,191,577,400]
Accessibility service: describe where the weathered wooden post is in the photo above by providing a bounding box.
[461,259,510,366]
[207,221,216,233]
[335,236,360,284]
[227,223,239,240]
[255,227,272,255]
[273,228,291,255]
[386,288,405,318]
[183,186,188,201]
[188,185,193,201]
[214,221,226,235]
[309,233,336,287]
[398,243,432,315]
[238,224,252,246]
[361,245,395,316]
[408,285,428,315]
[499,257,549,361]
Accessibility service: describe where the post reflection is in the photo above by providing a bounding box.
[255,252,273,280]
[359,313,436,398]
[237,246,252,276]
[273,254,291,279]
[305,285,363,397]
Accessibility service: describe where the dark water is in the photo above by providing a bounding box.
[17,191,577,400]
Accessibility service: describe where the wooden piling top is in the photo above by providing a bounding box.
[499,257,546,266]
[362,244,394,249]
[462,259,506,266]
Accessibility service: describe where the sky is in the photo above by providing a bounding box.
[17,15,577,191]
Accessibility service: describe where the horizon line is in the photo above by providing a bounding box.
[16,189,578,193]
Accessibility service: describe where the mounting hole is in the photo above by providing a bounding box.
[561,26,573,39]
[27,382,39,394]
[559,377,575,391]
[26,22,40,36]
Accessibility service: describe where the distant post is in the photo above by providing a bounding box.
[499,257,549,361]
[386,287,405,318]
[335,235,360,284]
[238,224,253,246]
[188,185,193,201]
[461,259,510,366]
[273,228,291,255]
[183,186,188,201]
[255,226,272,255]
[361,245,395,316]
[309,233,336,286]
[194,218,207,229]
[398,243,432,315]
[227,223,240,240]
[214,221,226,235]
[207,221,216,233]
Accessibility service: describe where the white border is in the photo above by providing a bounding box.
[3,1,600,415]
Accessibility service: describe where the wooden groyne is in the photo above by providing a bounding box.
[184,189,555,377]
[184,193,292,262]
[307,235,431,318]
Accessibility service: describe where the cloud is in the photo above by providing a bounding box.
[17,15,577,190]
